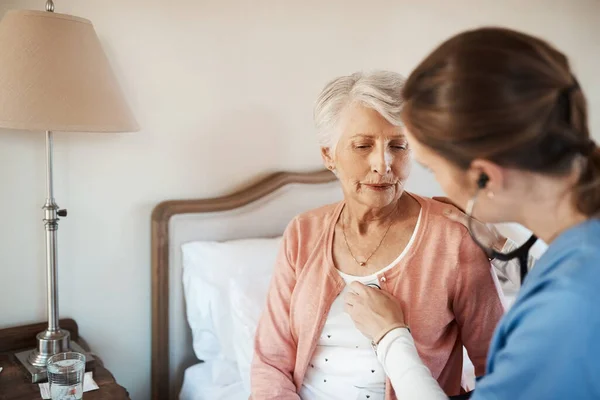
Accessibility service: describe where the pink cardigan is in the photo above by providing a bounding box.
[250,194,504,399]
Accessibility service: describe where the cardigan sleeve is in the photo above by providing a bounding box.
[250,219,302,399]
[452,231,505,377]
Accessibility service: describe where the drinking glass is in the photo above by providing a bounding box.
[47,352,86,400]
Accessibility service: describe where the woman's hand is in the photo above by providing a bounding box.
[344,281,406,343]
[433,196,507,252]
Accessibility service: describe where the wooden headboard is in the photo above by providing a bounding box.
[150,170,342,400]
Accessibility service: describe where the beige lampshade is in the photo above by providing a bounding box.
[0,10,138,132]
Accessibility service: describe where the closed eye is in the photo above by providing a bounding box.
[389,139,408,150]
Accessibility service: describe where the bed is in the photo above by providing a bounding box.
[150,169,532,400]
[151,170,342,400]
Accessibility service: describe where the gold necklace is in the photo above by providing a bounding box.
[341,206,396,267]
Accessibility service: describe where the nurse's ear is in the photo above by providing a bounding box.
[477,173,489,189]
[469,159,505,196]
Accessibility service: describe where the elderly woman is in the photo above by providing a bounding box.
[250,71,505,400]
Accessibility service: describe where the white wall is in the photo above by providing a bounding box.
[0,0,598,398]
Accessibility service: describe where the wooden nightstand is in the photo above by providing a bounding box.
[0,319,130,400]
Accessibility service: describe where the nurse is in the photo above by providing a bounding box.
[344,26,600,399]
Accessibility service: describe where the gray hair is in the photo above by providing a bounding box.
[313,70,406,149]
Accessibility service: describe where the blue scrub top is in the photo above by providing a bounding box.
[473,218,600,399]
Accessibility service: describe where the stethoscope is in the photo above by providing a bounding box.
[466,173,538,284]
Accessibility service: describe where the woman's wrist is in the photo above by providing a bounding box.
[372,322,410,345]
[371,324,411,356]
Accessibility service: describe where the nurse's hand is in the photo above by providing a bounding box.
[433,196,507,252]
[344,281,406,343]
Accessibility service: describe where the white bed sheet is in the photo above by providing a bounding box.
[179,359,249,400]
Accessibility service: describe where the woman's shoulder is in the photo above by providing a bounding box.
[282,201,342,241]
[278,202,342,269]
[410,193,470,241]
[295,201,342,222]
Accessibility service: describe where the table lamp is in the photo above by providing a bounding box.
[0,0,139,382]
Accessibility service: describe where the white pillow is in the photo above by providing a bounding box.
[179,358,248,400]
[229,267,275,394]
[181,236,282,362]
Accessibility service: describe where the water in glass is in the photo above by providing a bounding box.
[47,352,85,400]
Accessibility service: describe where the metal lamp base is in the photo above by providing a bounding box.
[15,338,95,383]
[27,328,70,367]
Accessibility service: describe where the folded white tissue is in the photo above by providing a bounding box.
[39,371,99,399]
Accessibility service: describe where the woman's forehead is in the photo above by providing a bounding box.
[345,131,405,141]
[338,104,403,138]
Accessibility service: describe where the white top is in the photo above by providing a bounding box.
[299,210,422,400]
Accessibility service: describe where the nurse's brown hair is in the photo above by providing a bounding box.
[402,27,599,216]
